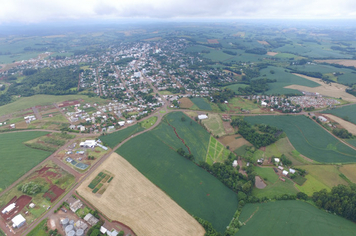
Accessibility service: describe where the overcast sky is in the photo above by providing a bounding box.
[1,0,356,24]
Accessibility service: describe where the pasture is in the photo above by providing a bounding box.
[206,137,230,165]
[99,124,145,148]
[117,131,238,233]
[294,165,347,195]
[245,115,356,163]
[324,104,356,125]
[202,113,225,137]
[190,97,212,110]
[0,131,51,192]
[237,201,356,236]
[77,153,205,236]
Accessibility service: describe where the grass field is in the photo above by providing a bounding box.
[324,104,356,125]
[190,97,212,110]
[245,115,356,163]
[151,112,211,163]
[0,131,51,192]
[117,130,238,233]
[237,201,356,236]
[206,137,230,165]
[0,94,108,116]
[225,84,249,94]
[227,97,262,113]
[139,116,158,129]
[77,153,205,236]
[202,113,225,137]
[27,219,48,236]
[99,124,145,148]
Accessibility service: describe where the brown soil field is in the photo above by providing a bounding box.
[179,97,194,109]
[315,59,356,67]
[267,52,278,56]
[255,176,266,189]
[223,121,234,134]
[77,153,205,236]
[207,39,219,44]
[285,74,356,102]
[257,40,269,45]
[218,134,251,151]
[43,185,65,202]
[339,164,356,183]
[323,114,356,135]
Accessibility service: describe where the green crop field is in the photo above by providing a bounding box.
[237,201,356,236]
[27,219,48,236]
[253,66,320,95]
[117,131,238,233]
[190,97,212,110]
[245,115,356,163]
[0,131,51,192]
[206,137,230,165]
[100,124,145,148]
[324,104,356,125]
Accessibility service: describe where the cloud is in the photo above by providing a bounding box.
[0,0,356,23]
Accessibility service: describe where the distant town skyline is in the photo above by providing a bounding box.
[1,0,356,24]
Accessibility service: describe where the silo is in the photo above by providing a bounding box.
[65,224,74,234]
[69,219,75,225]
[76,229,84,236]
[61,218,69,227]
[67,230,76,236]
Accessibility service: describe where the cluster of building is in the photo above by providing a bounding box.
[289,96,340,109]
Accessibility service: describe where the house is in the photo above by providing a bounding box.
[282,170,289,176]
[12,214,26,228]
[232,160,238,167]
[261,101,267,106]
[198,114,208,120]
[278,166,284,170]
[100,226,107,234]
[10,124,15,129]
[118,121,125,126]
[289,168,296,174]
[84,213,99,226]
[318,116,327,122]
[274,158,280,163]
[69,125,76,130]
[70,199,83,212]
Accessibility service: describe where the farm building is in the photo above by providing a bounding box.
[97,143,108,151]
[118,121,125,126]
[282,170,289,176]
[261,101,267,106]
[198,114,208,120]
[69,199,83,212]
[318,116,328,122]
[12,214,26,228]
[289,168,296,174]
[84,213,99,226]
[1,203,16,214]
[278,166,284,170]
[80,140,97,148]
[274,158,280,163]
[100,226,107,234]
[232,160,238,167]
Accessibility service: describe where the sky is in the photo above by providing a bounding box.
[1,0,356,24]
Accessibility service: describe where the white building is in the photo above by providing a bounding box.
[2,203,15,214]
[318,116,327,122]
[118,121,125,126]
[12,214,26,228]
[282,170,289,176]
[261,101,267,106]
[289,168,296,174]
[198,114,208,120]
[232,160,238,168]
[80,140,97,148]
[274,158,280,163]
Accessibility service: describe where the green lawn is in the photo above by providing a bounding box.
[139,116,158,129]
[190,97,212,110]
[245,115,356,163]
[0,131,52,192]
[237,201,356,236]
[99,124,145,148]
[117,131,238,233]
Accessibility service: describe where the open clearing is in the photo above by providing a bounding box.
[202,113,225,137]
[77,153,205,236]
[257,40,269,45]
[237,201,356,236]
[315,59,356,67]
[179,97,194,109]
[0,132,52,192]
[267,52,278,56]
[294,165,347,195]
[219,134,251,151]
[245,115,356,163]
[117,117,238,233]
[323,114,356,135]
[285,74,356,102]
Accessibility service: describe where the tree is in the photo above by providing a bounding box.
[90,229,101,236]
[296,192,308,200]
[181,116,186,122]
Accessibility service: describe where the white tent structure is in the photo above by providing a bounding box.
[12,214,26,228]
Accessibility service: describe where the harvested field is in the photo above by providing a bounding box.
[285,74,356,102]
[257,40,269,45]
[77,153,205,236]
[207,39,219,44]
[267,52,278,56]
[179,97,194,109]
[323,114,356,135]
[219,134,251,151]
[223,121,234,134]
[339,164,356,183]
[315,59,356,67]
